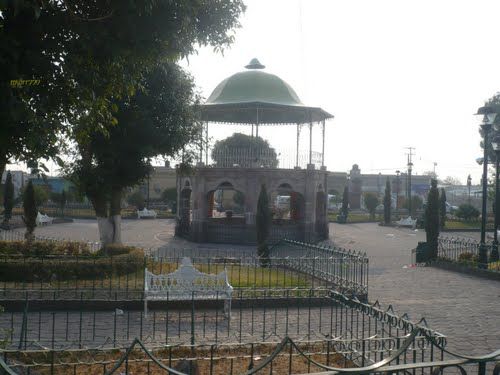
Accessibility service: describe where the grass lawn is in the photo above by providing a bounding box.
[443,220,481,230]
[0,262,310,293]
[147,261,311,288]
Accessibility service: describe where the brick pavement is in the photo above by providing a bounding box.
[330,222,500,356]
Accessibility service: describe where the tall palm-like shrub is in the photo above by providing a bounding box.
[383,178,391,224]
[2,171,14,226]
[439,188,447,228]
[341,186,349,218]
[425,179,440,259]
[23,181,37,241]
[60,189,67,216]
[256,184,271,264]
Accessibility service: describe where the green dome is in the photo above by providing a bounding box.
[200,58,333,124]
[206,60,303,106]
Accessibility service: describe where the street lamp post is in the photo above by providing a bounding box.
[491,137,500,262]
[467,174,472,204]
[475,106,497,268]
[407,161,413,218]
[396,170,400,210]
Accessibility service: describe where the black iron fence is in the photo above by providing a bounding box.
[437,237,500,272]
[1,293,496,375]
[0,246,369,302]
[271,240,369,299]
[1,291,439,350]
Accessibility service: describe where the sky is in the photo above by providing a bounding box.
[180,0,500,185]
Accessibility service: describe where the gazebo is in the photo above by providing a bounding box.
[176,58,334,244]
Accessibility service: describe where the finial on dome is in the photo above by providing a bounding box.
[245,58,265,69]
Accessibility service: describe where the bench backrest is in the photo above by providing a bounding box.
[144,257,232,297]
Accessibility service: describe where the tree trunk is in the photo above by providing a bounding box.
[0,155,7,185]
[109,189,122,244]
[88,192,114,246]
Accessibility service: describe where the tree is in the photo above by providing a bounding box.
[22,181,37,241]
[423,171,437,180]
[364,193,379,220]
[69,64,202,244]
[2,172,14,226]
[256,184,271,264]
[161,188,177,205]
[1,0,245,182]
[212,133,278,167]
[439,188,447,228]
[340,186,349,219]
[455,204,480,221]
[233,191,245,207]
[425,179,440,260]
[128,191,146,210]
[383,178,391,224]
[60,190,67,217]
[402,195,423,217]
[482,93,500,163]
[33,185,48,208]
[441,176,462,186]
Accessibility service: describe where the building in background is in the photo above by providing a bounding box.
[137,164,177,201]
[30,176,75,195]
[327,164,432,210]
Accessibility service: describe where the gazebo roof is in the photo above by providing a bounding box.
[200,59,333,125]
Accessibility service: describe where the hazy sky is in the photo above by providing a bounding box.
[181,0,500,184]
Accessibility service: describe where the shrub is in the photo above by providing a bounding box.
[0,241,143,282]
[458,252,479,263]
[363,193,378,219]
[455,204,480,221]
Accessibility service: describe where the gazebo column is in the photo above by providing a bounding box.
[295,123,301,168]
[307,119,314,170]
[321,119,325,168]
[205,121,209,165]
[255,107,260,138]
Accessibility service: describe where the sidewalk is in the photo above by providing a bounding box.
[330,222,500,355]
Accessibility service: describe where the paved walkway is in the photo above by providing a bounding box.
[8,219,499,355]
[330,222,500,356]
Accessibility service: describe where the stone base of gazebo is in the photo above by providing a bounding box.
[176,166,329,245]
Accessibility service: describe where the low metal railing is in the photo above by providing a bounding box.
[271,240,369,299]
[437,236,499,271]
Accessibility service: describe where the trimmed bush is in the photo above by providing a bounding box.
[0,241,143,282]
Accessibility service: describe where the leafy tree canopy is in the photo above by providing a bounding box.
[212,133,278,167]
[70,63,201,218]
[1,0,245,178]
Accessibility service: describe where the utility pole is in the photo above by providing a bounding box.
[405,147,415,218]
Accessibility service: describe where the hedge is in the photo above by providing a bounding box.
[0,241,144,282]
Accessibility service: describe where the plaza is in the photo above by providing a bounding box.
[6,218,498,357]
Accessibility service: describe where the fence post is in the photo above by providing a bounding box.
[191,291,195,348]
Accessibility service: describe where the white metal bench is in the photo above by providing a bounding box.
[137,208,157,219]
[144,257,233,318]
[395,217,417,229]
[36,212,53,225]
